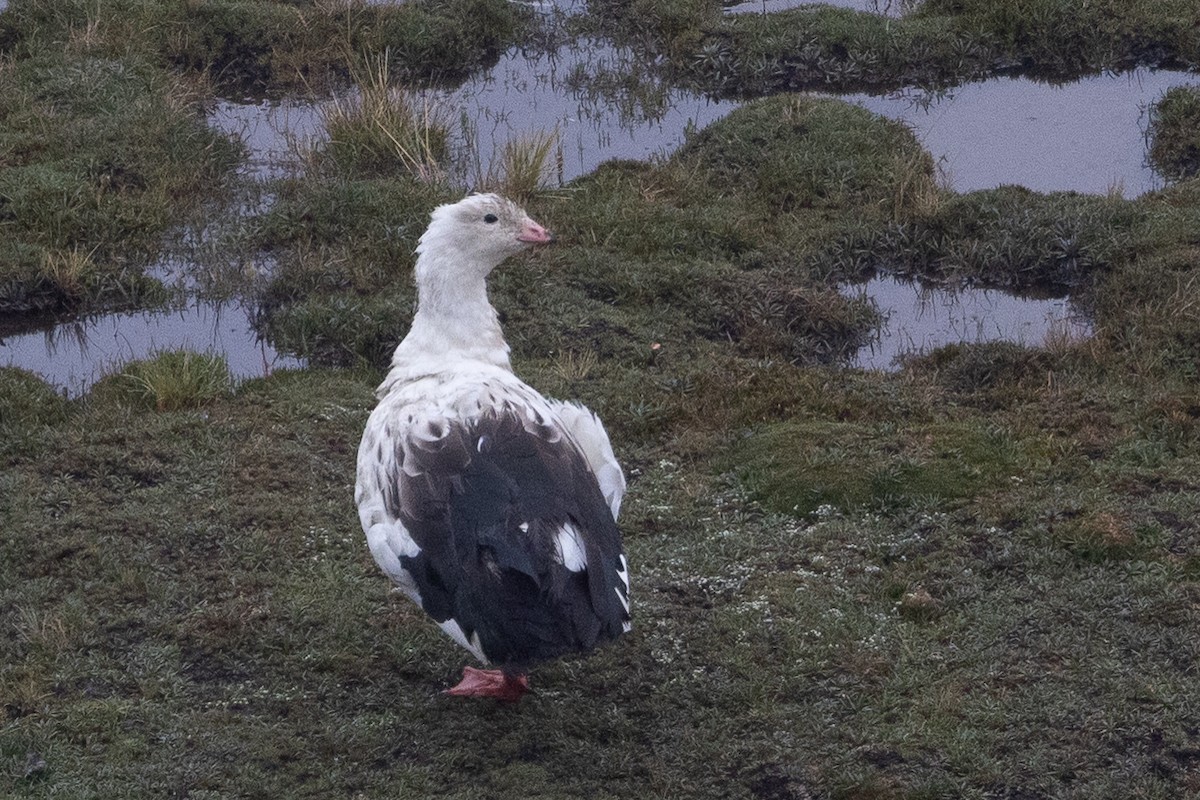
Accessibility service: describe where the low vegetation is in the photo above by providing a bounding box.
[1147,84,1200,182]
[0,0,530,93]
[105,350,233,412]
[0,50,238,316]
[4,1,1200,799]
[308,55,450,182]
[586,0,1200,95]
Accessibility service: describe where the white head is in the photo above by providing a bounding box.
[415,193,555,280]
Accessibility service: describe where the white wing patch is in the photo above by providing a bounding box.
[363,516,422,604]
[551,401,626,521]
[615,553,632,632]
[357,404,424,605]
[554,522,588,572]
[438,618,489,665]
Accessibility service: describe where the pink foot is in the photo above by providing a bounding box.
[443,666,530,703]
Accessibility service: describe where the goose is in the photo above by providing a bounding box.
[355,193,630,701]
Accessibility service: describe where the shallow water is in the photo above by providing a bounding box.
[432,38,739,184]
[0,303,302,397]
[213,51,1194,198]
[209,99,324,181]
[847,70,1199,197]
[843,276,1090,370]
[725,0,907,16]
[9,27,1192,389]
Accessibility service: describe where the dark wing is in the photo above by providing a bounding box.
[387,404,629,667]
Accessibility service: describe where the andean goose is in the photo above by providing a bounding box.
[355,193,630,701]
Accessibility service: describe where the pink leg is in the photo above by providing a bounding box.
[443,666,530,702]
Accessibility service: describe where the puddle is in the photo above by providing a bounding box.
[9,23,1188,391]
[213,52,1194,199]
[725,0,909,16]
[842,275,1090,370]
[846,69,1198,196]
[432,38,739,184]
[0,302,303,397]
[209,99,324,180]
[208,39,738,187]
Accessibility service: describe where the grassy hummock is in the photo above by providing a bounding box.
[0,0,530,93]
[0,51,239,316]
[585,0,1200,95]
[1147,84,1200,182]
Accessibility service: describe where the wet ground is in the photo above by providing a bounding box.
[2,4,1194,391]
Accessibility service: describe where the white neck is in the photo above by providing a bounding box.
[387,249,511,378]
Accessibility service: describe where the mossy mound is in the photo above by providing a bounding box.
[813,186,1142,289]
[248,178,448,367]
[0,52,238,314]
[674,95,937,215]
[262,290,416,369]
[0,367,69,460]
[1147,85,1200,182]
[675,0,1200,95]
[729,418,1027,516]
[1,0,529,93]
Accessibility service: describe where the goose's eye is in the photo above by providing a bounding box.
[483,213,499,224]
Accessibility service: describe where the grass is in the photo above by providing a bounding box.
[0,50,239,315]
[5,353,1200,798]
[729,419,1028,516]
[310,53,450,182]
[1146,84,1200,182]
[581,0,1200,95]
[5,1,1200,798]
[106,349,233,412]
[0,367,69,461]
[474,128,563,201]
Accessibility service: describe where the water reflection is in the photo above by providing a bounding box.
[842,275,1090,370]
[207,40,738,187]
[0,303,303,396]
[210,46,1194,199]
[725,0,908,16]
[209,99,323,180]
[846,69,1198,196]
[433,38,738,184]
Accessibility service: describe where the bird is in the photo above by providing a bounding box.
[355,193,630,702]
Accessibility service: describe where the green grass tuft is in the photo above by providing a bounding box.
[474,128,562,202]
[106,350,232,412]
[1146,84,1200,182]
[313,54,451,182]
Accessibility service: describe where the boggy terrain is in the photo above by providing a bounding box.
[3,1,1200,798]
